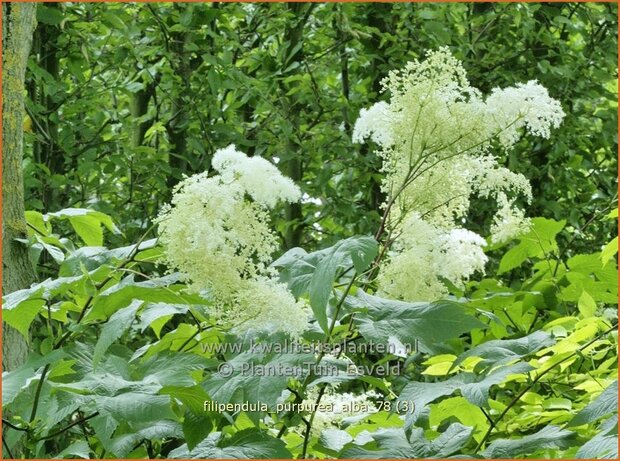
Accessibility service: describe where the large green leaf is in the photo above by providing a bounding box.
[576,415,617,459]
[2,350,66,405]
[86,274,206,320]
[569,380,617,426]
[93,300,142,368]
[96,392,176,423]
[348,290,486,354]
[46,208,120,246]
[169,429,292,459]
[2,276,85,337]
[272,236,378,331]
[399,362,533,424]
[340,424,473,458]
[482,425,575,458]
[59,238,158,276]
[453,330,555,370]
[202,347,314,411]
[107,420,183,458]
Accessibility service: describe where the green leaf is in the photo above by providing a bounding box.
[69,215,103,246]
[137,303,189,338]
[183,411,213,451]
[3,350,66,405]
[453,331,555,370]
[203,345,314,411]
[86,274,205,321]
[46,208,120,246]
[169,429,292,459]
[93,300,142,368]
[34,234,65,263]
[319,429,353,453]
[340,424,473,458]
[340,429,413,458]
[399,362,533,425]
[576,415,617,459]
[429,397,489,442]
[569,380,617,426]
[601,237,618,266]
[482,425,575,458]
[37,5,64,25]
[349,290,485,354]
[160,385,212,415]
[577,290,597,318]
[273,236,378,332]
[96,392,176,423]
[498,218,566,274]
[25,210,51,236]
[2,298,44,340]
[107,420,182,458]
[55,440,91,459]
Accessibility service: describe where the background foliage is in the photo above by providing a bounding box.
[3,2,618,460]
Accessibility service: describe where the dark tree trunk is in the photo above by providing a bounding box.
[2,1,38,373]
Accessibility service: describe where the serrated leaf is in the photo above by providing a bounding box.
[340,424,473,458]
[183,411,213,450]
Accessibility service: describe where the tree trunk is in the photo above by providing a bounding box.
[280,2,314,249]
[2,2,38,373]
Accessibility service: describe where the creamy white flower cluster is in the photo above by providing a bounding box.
[378,214,488,302]
[353,48,564,301]
[303,387,382,435]
[156,145,308,336]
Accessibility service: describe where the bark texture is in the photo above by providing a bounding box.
[2,2,38,372]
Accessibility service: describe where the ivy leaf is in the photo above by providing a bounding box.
[348,290,486,354]
[169,429,292,459]
[482,425,575,458]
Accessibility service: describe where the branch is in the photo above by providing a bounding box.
[35,412,99,442]
[475,323,617,453]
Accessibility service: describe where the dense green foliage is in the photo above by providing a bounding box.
[2,2,618,460]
